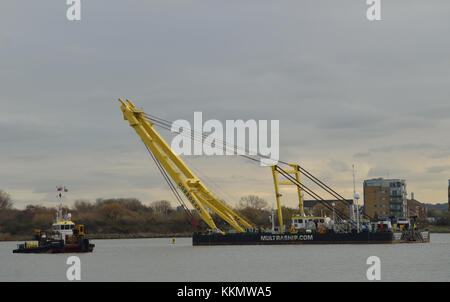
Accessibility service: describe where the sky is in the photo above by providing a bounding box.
[1,0,449,209]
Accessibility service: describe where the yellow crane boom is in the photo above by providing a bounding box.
[119,99,254,234]
[271,164,304,232]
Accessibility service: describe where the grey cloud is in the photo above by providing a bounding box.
[367,166,411,179]
[1,0,450,206]
[0,120,58,143]
[353,152,370,158]
[327,160,352,173]
[428,149,450,159]
[427,166,450,174]
[369,143,438,154]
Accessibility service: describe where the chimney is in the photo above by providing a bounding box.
[411,192,414,200]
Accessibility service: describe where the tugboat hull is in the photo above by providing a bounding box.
[192,231,430,246]
[13,240,94,254]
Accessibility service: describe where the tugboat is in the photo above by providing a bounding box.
[13,186,94,253]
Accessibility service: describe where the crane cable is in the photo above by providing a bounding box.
[142,143,199,227]
[143,112,373,221]
[140,112,371,223]
[275,165,353,224]
[143,115,347,221]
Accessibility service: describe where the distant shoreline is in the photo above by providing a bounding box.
[88,232,193,240]
[1,228,450,242]
[422,225,450,233]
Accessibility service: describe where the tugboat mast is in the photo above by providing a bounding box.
[56,185,68,223]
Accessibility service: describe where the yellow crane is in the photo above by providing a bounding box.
[119,99,254,234]
[117,99,429,246]
[271,164,304,232]
[118,98,361,236]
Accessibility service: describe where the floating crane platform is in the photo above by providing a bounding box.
[118,99,431,246]
[192,230,430,246]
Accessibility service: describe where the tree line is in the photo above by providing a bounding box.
[1,189,448,240]
[0,191,292,240]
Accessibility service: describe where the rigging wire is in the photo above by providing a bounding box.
[144,114,348,221]
[275,165,352,224]
[143,143,198,226]
[140,112,373,225]
[183,156,239,207]
[144,112,373,221]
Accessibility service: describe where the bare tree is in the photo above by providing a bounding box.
[0,190,13,210]
[151,200,172,215]
[239,195,268,210]
[100,202,127,223]
[74,200,95,212]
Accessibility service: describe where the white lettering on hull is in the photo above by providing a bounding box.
[260,234,314,241]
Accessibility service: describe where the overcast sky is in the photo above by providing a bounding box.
[1,1,449,209]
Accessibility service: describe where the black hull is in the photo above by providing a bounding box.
[192,231,430,246]
[13,240,94,254]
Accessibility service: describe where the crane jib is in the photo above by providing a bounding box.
[119,98,365,233]
[178,183,203,214]
[120,98,251,232]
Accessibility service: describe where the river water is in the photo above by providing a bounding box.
[0,234,448,282]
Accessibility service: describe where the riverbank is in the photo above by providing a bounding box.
[88,232,193,240]
[1,227,450,241]
[423,225,450,233]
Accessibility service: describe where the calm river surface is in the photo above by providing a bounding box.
[1,234,449,282]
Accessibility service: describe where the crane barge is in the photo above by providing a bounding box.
[118,99,430,245]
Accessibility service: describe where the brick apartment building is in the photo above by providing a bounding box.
[363,178,407,219]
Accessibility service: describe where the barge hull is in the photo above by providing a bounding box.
[13,245,94,253]
[192,231,430,246]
